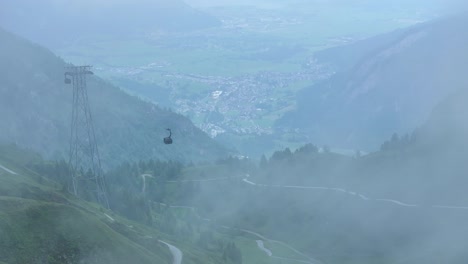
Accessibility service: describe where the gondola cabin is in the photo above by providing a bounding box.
[164,128,173,144]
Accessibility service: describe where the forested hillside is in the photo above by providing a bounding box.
[0,28,229,167]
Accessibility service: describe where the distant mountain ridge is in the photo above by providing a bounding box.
[0,27,228,167]
[0,0,221,48]
[279,13,468,150]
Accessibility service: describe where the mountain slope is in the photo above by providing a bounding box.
[0,28,229,167]
[279,14,468,150]
[0,144,227,264]
[0,146,168,264]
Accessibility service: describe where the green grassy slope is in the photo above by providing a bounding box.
[0,146,168,263]
[1,144,305,264]
[0,145,228,264]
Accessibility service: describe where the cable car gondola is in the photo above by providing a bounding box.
[163,128,173,144]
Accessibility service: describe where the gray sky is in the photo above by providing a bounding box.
[185,0,468,11]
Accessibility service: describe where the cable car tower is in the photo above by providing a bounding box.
[64,66,109,209]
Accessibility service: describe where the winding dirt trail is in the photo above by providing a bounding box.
[0,164,18,175]
[159,240,183,264]
[141,174,154,193]
[242,174,468,211]
[256,240,272,257]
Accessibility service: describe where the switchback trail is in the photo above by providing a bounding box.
[141,174,154,193]
[256,240,272,257]
[159,240,183,264]
[101,211,183,264]
[157,201,319,263]
[165,175,243,183]
[0,164,18,175]
[236,228,321,264]
[242,174,468,211]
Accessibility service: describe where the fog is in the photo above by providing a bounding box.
[1,0,468,263]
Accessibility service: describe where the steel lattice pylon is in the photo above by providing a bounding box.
[65,66,110,209]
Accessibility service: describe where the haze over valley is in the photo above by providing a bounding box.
[2,0,457,155]
[1,1,468,264]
